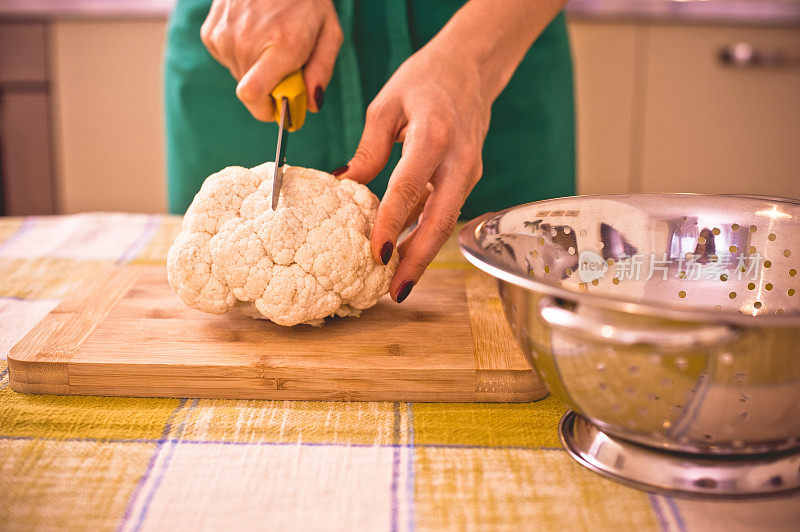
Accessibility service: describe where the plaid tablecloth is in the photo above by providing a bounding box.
[0,213,797,531]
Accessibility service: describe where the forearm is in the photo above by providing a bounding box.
[430,0,567,102]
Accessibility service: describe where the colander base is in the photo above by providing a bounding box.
[559,411,800,498]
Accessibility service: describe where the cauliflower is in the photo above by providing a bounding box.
[167,162,398,326]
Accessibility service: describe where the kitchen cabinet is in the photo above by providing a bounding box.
[0,22,55,215]
[570,20,800,198]
[50,20,167,213]
[638,24,800,197]
[568,21,640,194]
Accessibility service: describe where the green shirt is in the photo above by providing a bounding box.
[164,0,575,219]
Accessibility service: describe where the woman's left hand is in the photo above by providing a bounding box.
[336,39,491,302]
[337,0,566,302]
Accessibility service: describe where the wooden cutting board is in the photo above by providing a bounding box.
[8,264,545,402]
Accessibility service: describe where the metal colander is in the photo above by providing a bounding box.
[459,194,800,496]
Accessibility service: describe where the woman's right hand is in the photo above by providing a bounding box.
[201,0,343,120]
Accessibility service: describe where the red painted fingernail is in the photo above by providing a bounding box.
[396,280,414,303]
[380,241,393,265]
[314,86,325,111]
[331,165,349,177]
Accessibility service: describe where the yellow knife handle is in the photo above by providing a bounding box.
[270,70,307,132]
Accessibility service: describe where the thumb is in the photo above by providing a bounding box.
[335,102,399,184]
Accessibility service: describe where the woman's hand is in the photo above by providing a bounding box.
[201,0,343,120]
[337,44,491,303]
[337,0,566,302]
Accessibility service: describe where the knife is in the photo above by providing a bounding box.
[269,70,307,210]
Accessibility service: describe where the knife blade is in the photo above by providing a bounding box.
[268,71,308,211]
[271,97,290,211]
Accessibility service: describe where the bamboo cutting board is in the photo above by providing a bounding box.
[8,264,545,402]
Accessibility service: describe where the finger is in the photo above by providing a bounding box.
[401,182,432,233]
[390,174,468,301]
[369,123,448,265]
[236,46,306,121]
[335,100,400,184]
[199,2,222,59]
[200,3,241,78]
[303,19,344,112]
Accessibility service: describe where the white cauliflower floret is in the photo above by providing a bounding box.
[167,163,398,326]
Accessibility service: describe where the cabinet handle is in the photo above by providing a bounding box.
[718,42,799,68]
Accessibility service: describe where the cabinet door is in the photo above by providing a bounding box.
[639,24,800,198]
[1,93,56,215]
[51,21,167,213]
[568,21,639,195]
[0,22,55,215]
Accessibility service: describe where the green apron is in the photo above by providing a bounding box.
[164,0,575,219]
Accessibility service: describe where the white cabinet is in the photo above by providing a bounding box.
[50,20,167,213]
[639,24,800,197]
[570,20,800,199]
[568,21,640,194]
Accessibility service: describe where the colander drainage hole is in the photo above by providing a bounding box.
[694,478,718,489]
[598,382,607,391]
[628,365,640,375]
[769,476,784,488]
[741,411,750,421]
[703,434,714,441]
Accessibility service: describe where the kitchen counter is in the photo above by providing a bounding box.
[1,0,799,25]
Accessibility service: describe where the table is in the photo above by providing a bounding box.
[0,213,797,531]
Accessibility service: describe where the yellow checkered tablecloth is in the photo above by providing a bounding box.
[0,213,797,531]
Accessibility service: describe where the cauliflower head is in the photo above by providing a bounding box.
[167,162,398,326]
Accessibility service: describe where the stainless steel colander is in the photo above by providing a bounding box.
[459,194,800,496]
